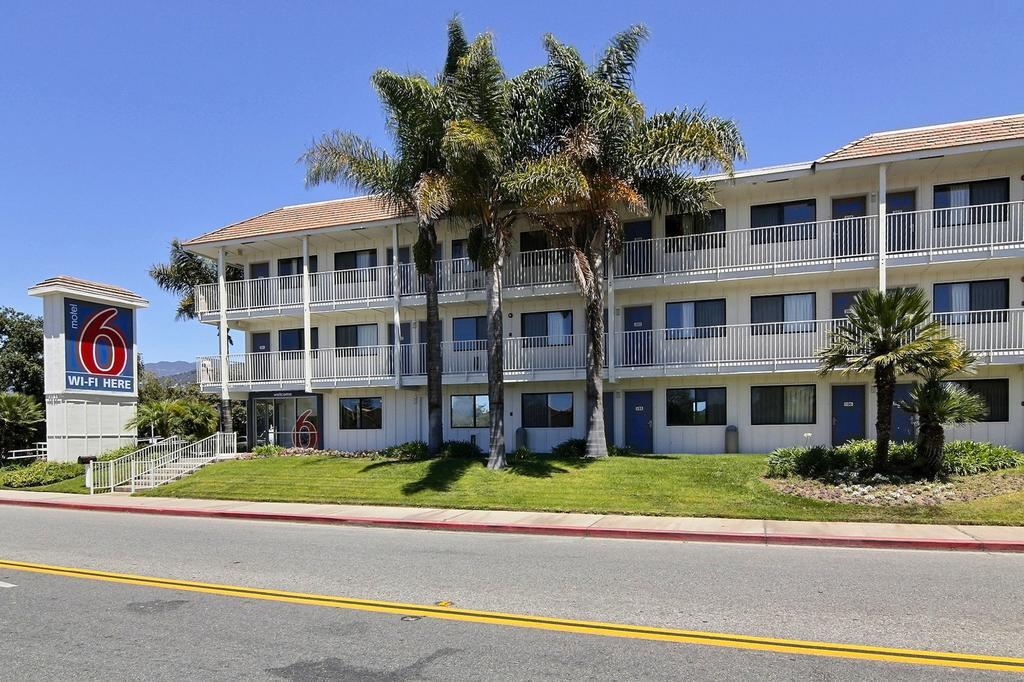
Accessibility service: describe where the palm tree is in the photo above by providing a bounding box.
[0,392,45,458]
[818,287,963,471]
[173,398,221,440]
[127,400,182,439]
[898,348,986,478]
[150,240,242,321]
[507,26,745,458]
[301,23,469,455]
[425,26,548,469]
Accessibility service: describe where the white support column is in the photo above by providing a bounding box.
[302,236,313,393]
[391,224,402,389]
[877,163,888,292]
[607,250,616,383]
[217,247,229,401]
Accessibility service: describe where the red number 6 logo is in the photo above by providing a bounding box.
[78,308,128,376]
[294,410,319,449]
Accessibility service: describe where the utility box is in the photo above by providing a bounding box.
[515,427,528,451]
[27,276,148,462]
[725,425,739,454]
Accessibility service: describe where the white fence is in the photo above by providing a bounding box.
[86,436,186,493]
[887,201,1024,257]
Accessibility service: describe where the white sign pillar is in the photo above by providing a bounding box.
[28,276,149,462]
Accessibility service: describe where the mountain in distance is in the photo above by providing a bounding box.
[146,360,196,380]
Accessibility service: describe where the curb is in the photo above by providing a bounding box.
[3,497,1022,553]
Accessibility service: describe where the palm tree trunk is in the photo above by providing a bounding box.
[918,420,945,479]
[219,400,231,436]
[486,255,506,469]
[582,265,608,459]
[421,224,443,455]
[874,366,896,471]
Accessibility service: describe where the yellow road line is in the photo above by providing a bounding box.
[2,558,1022,672]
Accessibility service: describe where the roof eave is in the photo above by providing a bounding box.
[815,138,1024,170]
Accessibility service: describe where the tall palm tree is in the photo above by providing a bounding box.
[507,25,745,458]
[423,27,548,469]
[818,287,963,471]
[301,22,469,455]
[898,348,985,478]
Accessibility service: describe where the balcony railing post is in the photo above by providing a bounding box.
[392,224,402,389]
[302,236,313,393]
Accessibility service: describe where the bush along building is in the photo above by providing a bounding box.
[183,114,1024,454]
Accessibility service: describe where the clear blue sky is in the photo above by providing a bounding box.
[2,0,1021,363]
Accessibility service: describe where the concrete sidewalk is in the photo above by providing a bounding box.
[2,488,1023,552]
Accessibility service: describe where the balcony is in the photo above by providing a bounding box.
[194,202,1024,318]
[198,310,1024,390]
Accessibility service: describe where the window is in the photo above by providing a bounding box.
[251,332,271,353]
[665,209,726,251]
[751,293,815,334]
[750,199,816,244]
[278,328,318,351]
[453,316,487,350]
[933,279,1008,323]
[340,397,382,429]
[667,388,727,426]
[934,178,1009,226]
[335,324,378,350]
[450,239,478,273]
[277,256,317,276]
[334,249,378,271]
[520,230,550,253]
[451,394,490,428]
[665,299,726,339]
[522,393,573,428]
[250,262,270,279]
[522,310,573,346]
[954,379,1009,422]
[751,385,816,425]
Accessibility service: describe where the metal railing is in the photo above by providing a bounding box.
[86,436,185,494]
[503,248,575,288]
[129,432,236,490]
[310,345,397,380]
[505,333,588,374]
[887,201,1024,257]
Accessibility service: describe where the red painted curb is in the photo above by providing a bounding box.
[2,497,1022,552]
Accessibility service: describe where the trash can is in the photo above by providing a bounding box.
[78,455,97,464]
[724,425,738,454]
[515,427,528,451]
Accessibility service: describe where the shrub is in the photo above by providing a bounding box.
[250,444,285,458]
[0,461,84,488]
[379,441,429,460]
[507,445,533,464]
[765,447,803,478]
[608,444,635,457]
[943,441,1024,476]
[551,438,587,459]
[97,444,138,462]
[440,440,483,459]
[0,392,45,458]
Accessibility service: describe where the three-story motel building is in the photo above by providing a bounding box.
[184,114,1024,454]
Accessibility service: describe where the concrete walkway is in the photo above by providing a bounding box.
[2,488,1022,552]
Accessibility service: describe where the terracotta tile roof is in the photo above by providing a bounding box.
[183,195,411,246]
[818,114,1024,164]
[29,275,149,306]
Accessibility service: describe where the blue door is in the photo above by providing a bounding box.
[624,391,653,453]
[623,306,653,366]
[831,385,866,446]
[892,383,915,443]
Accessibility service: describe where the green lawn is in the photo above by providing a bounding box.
[133,454,1024,525]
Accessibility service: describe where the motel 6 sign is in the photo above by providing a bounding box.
[64,298,135,393]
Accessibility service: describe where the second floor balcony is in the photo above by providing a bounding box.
[197,309,1024,391]
[194,202,1024,318]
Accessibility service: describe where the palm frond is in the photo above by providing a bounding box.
[594,24,649,91]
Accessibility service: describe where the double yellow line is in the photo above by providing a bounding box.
[2,558,1022,673]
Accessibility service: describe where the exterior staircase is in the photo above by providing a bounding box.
[87,433,237,494]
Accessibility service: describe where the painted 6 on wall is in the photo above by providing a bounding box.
[64,297,135,393]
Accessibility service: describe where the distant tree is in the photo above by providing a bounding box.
[0,392,45,458]
[149,240,242,321]
[172,398,220,440]
[0,308,44,400]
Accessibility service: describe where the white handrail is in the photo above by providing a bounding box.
[87,436,185,494]
[133,432,236,490]
[888,201,1024,256]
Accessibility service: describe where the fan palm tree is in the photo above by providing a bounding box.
[506,25,745,458]
[420,26,548,469]
[898,348,986,478]
[301,22,470,455]
[0,392,45,458]
[818,287,963,471]
[127,400,183,439]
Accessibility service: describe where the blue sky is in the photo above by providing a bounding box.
[2,0,1021,363]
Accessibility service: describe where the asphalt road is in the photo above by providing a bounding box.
[1,506,1022,680]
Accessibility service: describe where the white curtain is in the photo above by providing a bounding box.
[680,302,695,338]
[784,386,815,423]
[785,293,814,332]
[950,282,970,323]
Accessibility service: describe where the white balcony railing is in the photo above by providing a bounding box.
[199,310,1024,388]
[887,201,1024,257]
[194,202,1024,315]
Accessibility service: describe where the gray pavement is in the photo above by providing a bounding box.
[1,506,1022,679]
